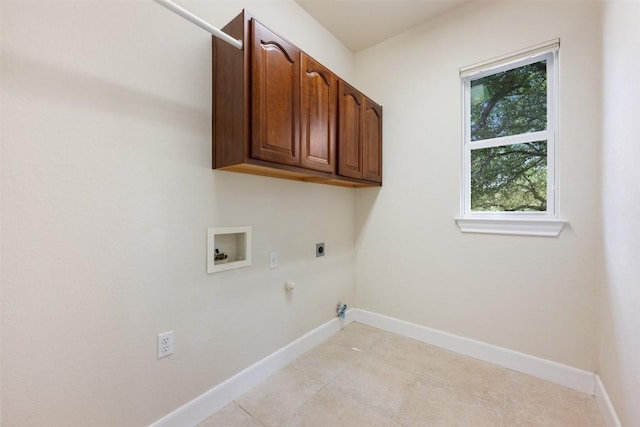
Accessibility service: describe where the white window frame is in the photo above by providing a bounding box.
[455,40,566,237]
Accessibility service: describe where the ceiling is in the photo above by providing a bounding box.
[295,0,468,52]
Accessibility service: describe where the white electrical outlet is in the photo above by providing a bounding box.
[269,251,278,269]
[157,331,174,359]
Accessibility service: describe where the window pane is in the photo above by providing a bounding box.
[470,61,547,141]
[471,141,547,212]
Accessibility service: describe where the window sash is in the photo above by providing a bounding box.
[467,131,550,150]
[461,47,558,218]
[466,141,550,215]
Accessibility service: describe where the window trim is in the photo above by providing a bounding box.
[454,217,567,237]
[456,40,566,237]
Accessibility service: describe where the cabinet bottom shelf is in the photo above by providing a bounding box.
[216,163,380,188]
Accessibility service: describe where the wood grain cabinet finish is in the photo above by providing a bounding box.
[300,53,337,173]
[362,97,383,183]
[251,19,300,166]
[338,81,383,183]
[338,81,363,180]
[213,10,381,187]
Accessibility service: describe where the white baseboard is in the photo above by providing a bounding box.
[353,309,595,395]
[149,311,354,427]
[595,374,623,427]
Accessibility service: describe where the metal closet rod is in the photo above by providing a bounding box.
[153,0,243,50]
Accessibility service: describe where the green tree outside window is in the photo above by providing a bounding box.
[469,61,548,212]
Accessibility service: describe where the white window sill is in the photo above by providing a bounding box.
[455,217,567,237]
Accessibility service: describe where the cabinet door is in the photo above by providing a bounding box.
[338,81,363,179]
[362,98,382,183]
[300,53,337,173]
[251,19,300,165]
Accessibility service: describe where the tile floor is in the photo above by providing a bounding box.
[198,322,605,427]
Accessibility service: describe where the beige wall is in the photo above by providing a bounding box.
[353,1,603,371]
[0,1,355,425]
[599,1,640,425]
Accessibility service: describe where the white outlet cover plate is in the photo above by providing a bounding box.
[269,251,278,269]
[157,331,174,359]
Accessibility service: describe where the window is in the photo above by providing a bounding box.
[456,41,566,236]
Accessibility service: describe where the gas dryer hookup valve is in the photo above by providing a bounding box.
[337,303,347,319]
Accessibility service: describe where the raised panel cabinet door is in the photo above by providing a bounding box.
[300,53,337,173]
[251,19,300,165]
[362,98,382,183]
[338,81,363,179]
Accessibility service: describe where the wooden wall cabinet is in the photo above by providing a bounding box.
[251,19,300,166]
[338,81,383,183]
[213,10,381,187]
[300,53,337,174]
